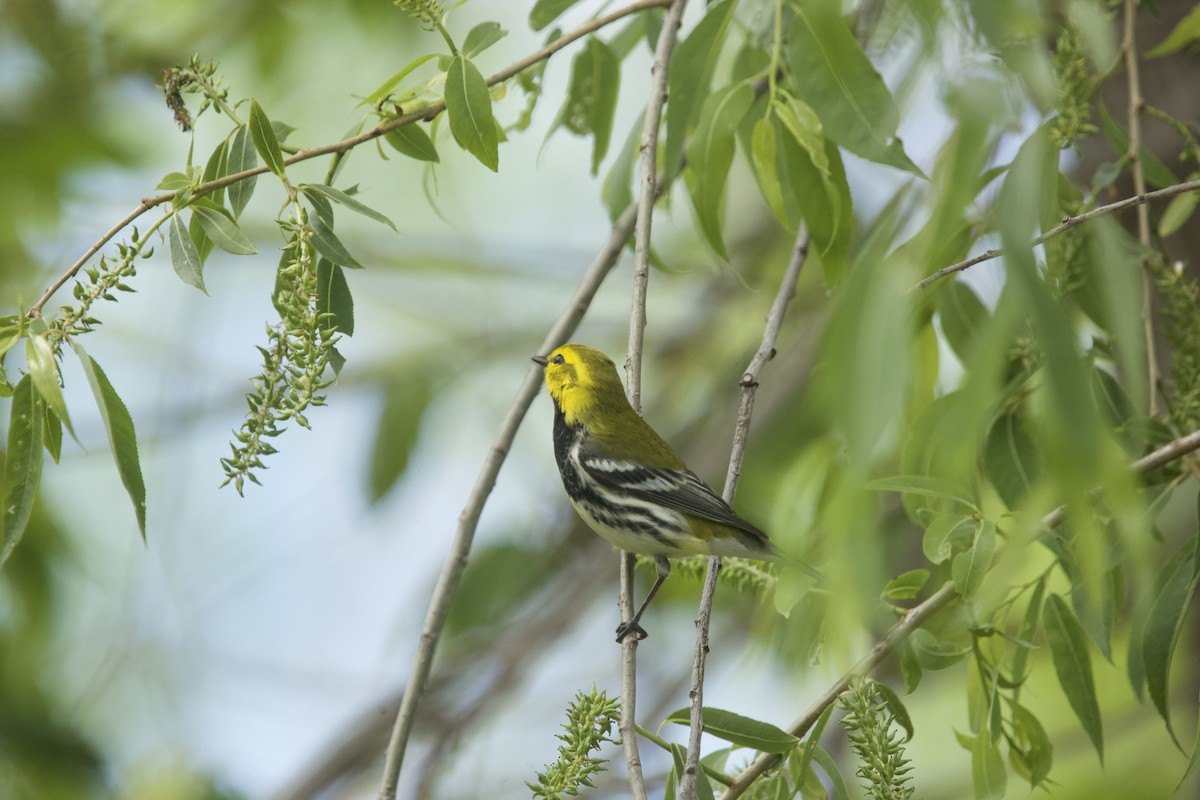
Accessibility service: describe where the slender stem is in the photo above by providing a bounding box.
[679,227,811,799]
[1123,0,1159,417]
[718,425,1200,800]
[912,177,1200,292]
[32,0,671,319]
[375,200,642,800]
[620,2,688,797]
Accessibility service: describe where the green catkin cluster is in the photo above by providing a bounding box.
[1153,260,1200,432]
[221,212,338,493]
[160,55,230,131]
[839,680,915,800]
[528,689,621,799]
[1050,22,1098,151]
[53,231,151,343]
[648,554,779,596]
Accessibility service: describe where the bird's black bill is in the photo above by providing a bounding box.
[531,355,548,366]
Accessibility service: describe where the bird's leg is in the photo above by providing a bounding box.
[616,555,671,643]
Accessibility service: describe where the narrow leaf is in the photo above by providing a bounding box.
[794,703,835,783]
[1,375,43,566]
[25,335,74,439]
[226,124,258,218]
[43,406,62,464]
[865,474,978,510]
[1159,188,1199,237]
[881,569,930,601]
[1044,593,1104,761]
[368,377,434,503]
[302,184,398,231]
[1178,692,1200,792]
[664,0,737,172]
[684,82,754,258]
[952,520,995,601]
[530,0,582,31]
[664,707,799,754]
[750,114,789,228]
[971,727,1007,800]
[192,206,257,255]
[984,411,1042,509]
[248,100,287,178]
[169,213,207,293]
[362,53,440,108]
[462,21,507,57]
[601,112,644,221]
[1147,4,1200,57]
[809,745,850,800]
[445,55,499,171]
[871,680,915,741]
[72,343,147,540]
[550,37,620,175]
[316,259,355,336]
[310,215,364,269]
[1141,539,1200,741]
[786,0,918,172]
[937,279,989,362]
[202,138,229,206]
[385,125,440,162]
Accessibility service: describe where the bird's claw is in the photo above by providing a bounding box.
[615,621,648,643]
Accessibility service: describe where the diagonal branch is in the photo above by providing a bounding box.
[620,2,689,798]
[678,228,812,799]
[911,177,1200,292]
[717,426,1200,800]
[375,198,642,800]
[30,0,672,319]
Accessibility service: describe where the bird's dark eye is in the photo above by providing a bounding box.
[552,354,565,364]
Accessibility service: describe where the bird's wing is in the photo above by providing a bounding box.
[577,447,765,538]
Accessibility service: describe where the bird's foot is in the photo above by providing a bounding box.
[615,621,648,643]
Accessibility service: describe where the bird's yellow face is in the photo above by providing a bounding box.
[536,344,624,426]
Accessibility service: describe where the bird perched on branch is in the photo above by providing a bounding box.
[532,343,817,642]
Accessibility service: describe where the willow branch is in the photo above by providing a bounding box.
[679,228,812,799]
[1123,0,1159,416]
[619,3,688,798]
[31,0,671,319]
[718,426,1200,799]
[911,177,1200,292]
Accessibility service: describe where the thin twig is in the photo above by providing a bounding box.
[718,425,1200,799]
[620,3,688,797]
[31,0,671,319]
[679,228,812,799]
[911,177,1200,292]
[1123,0,1159,416]
[375,200,642,800]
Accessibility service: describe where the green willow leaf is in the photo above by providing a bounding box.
[1010,701,1053,788]
[881,568,930,601]
[793,702,835,784]
[786,0,918,173]
[362,53,440,108]
[445,55,499,171]
[310,215,364,269]
[601,112,643,221]
[226,124,258,218]
[952,520,995,601]
[301,184,398,231]
[1179,692,1200,792]
[202,138,229,206]
[1,375,43,566]
[73,343,147,540]
[368,376,434,504]
[529,0,582,32]
[810,745,850,800]
[1141,539,1200,741]
[25,335,73,439]
[871,680,915,741]
[937,279,989,362]
[1147,4,1200,57]
[684,82,754,258]
[1044,593,1104,761]
[192,206,257,255]
[552,37,620,175]
[775,123,852,277]
[1159,187,1199,237]
[664,0,737,172]
[749,113,789,228]
[971,727,1007,800]
[462,21,507,57]
[984,410,1041,509]
[1012,576,1047,691]
[43,406,62,464]
[865,475,978,511]
[922,513,974,565]
[664,707,799,754]
[169,213,207,293]
[385,125,440,162]
[248,100,287,178]
[316,259,355,336]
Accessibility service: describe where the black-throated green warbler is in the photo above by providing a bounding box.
[533,343,812,642]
